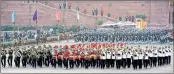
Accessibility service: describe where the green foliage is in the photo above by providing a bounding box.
[1,24,89,33]
[1,25,18,31]
[69,25,78,33]
[98,20,103,25]
[21,25,35,31]
[136,14,146,20]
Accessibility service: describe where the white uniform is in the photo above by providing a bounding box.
[133,53,138,60]
[122,52,127,59]
[138,53,144,59]
[153,50,158,57]
[158,51,163,57]
[116,51,122,60]
[168,49,172,56]
[106,51,111,59]
[126,52,132,58]
[101,52,106,60]
[111,52,116,59]
[144,54,149,60]
[148,52,153,57]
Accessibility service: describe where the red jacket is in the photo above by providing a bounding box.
[69,56,73,60]
[94,51,97,55]
[72,50,76,55]
[63,51,70,58]
[80,55,85,59]
[88,52,91,55]
[75,56,79,60]
[84,56,89,60]
[52,56,56,60]
[57,55,62,60]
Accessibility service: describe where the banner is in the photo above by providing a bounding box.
[11,11,16,23]
[33,10,37,21]
[56,11,60,21]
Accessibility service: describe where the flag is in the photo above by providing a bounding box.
[11,11,15,23]
[56,10,60,21]
[77,10,80,20]
[33,10,37,21]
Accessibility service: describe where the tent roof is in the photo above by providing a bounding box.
[100,21,116,27]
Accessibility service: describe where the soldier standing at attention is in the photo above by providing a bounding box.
[22,48,28,68]
[1,49,7,68]
[8,48,13,67]
[31,50,37,68]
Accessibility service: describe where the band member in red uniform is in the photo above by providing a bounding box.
[69,54,74,69]
[51,54,57,68]
[80,52,85,68]
[90,51,96,68]
[75,52,80,68]
[88,50,92,67]
[57,51,63,68]
[63,50,70,69]
[96,51,101,68]
[84,54,89,69]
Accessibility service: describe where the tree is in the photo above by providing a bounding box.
[69,25,78,33]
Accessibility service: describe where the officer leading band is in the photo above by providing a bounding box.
[1,45,172,70]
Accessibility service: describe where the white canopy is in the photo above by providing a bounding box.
[100,21,116,27]
[100,21,136,27]
[115,21,124,26]
[123,21,136,26]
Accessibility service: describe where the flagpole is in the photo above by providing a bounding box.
[57,20,60,43]
[36,20,37,31]
[13,22,15,32]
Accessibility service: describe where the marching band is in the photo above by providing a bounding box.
[1,44,172,70]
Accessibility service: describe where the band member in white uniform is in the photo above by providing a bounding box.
[158,48,163,66]
[138,51,143,69]
[106,50,111,68]
[126,50,132,68]
[116,50,122,69]
[122,51,127,68]
[152,49,158,67]
[101,51,106,69]
[167,46,172,64]
[144,52,149,69]
[148,49,153,68]
[111,51,116,68]
[132,51,138,70]
[161,48,165,66]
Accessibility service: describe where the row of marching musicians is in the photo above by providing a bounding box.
[1,45,172,70]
